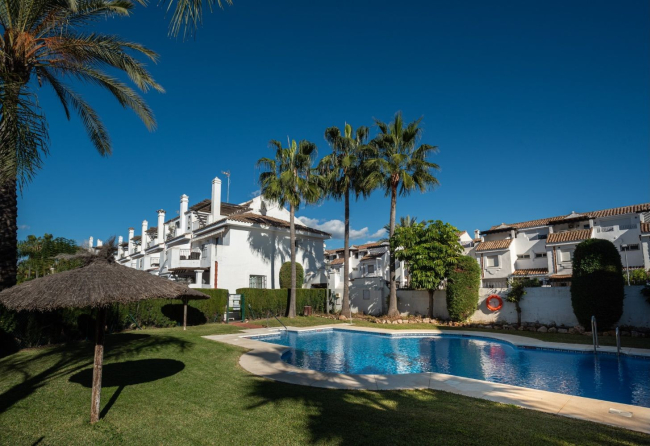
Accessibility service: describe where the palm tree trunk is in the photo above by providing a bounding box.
[427,289,434,319]
[341,188,351,319]
[0,176,18,291]
[387,182,398,317]
[287,203,297,318]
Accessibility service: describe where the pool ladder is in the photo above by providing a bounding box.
[266,311,288,333]
[591,315,599,354]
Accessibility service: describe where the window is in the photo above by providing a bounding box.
[486,255,499,267]
[249,275,267,289]
[367,264,375,274]
[517,254,530,259]
[355,252,359,259]
[560,250,572,262]
[621,244,640,251]
[535,252,547,258]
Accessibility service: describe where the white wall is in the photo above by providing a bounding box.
[348,278,387,315]
[391,286,650,328]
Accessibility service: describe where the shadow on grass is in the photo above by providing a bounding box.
[0,332,191,415]
[69,359,185,419]
[245,373,649,445]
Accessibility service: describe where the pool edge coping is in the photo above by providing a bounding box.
[203,324,650,435]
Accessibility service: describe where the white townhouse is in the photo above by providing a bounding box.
[94,176,331,293]
[472,203,650,288]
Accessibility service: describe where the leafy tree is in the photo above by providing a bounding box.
[257,139,320,317]
[364,112,441,317]
[391,220,462,318]
[0,0,162,291]
[17,234,80,282]
[571,239,624,329]
[506,277,541,326]
[279,262,304,289]
[447,256,481,322]
[318,123,370,318]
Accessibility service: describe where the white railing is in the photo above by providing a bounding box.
[597,226,614,233]
[179,248,201,260]
[150,257,160,267]
[619,224,637,230]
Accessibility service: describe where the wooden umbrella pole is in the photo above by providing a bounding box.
[183,298,187,331]
[90,307,107,424]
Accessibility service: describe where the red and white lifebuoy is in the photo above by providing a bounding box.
[486,295,503,311]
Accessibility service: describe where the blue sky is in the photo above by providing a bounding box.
[18,0,649,248]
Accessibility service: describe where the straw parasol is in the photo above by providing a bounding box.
[0,240,207,423]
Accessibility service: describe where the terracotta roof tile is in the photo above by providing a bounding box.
[475,239,513,251]
[360,252,384,261]
[227,213,331,236]
[189,199,252,216]
[329,258,345,265]
[641,223,650,234]
[356,241,388,249]
[550,274,572,279]
[487,203,650,232]
[512,268,548,276]
[546,229,591,244]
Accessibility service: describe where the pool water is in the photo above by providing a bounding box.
[253,329,650,407]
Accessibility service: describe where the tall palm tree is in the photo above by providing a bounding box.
[0,0,162,291]
[379,215,418,242]
[364,112,440,317]
[318,123,370,319]
[257,139,320,318]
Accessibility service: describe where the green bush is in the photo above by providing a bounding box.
[626,269,649,286]
[571,239,625,330]
[236,287,327,317]
[279,262,304,289]
[446,256,481,322]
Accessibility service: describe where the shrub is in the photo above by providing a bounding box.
[570,239,624,329]
[279,262,304,289]
[506,277,542,325]
[626,269,649,286]
[446,256,481,322]
[235,288,327,317]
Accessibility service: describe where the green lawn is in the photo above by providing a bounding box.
[1,319,649,445]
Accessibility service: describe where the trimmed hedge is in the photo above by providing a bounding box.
[235,287,327,317]
[0,288,229,357]
[446,256,481,322]
[279,262,304,289]
[571,239,624,330]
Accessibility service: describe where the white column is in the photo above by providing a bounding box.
[96,239,103,247]
[195,269,203,286]
[118,236,124,257]
[180,195,189,235]
[128,228,134,255]
[141,220,148,249]
[211,177,222,223]
[88,237,94,251]
[157,210,165,244]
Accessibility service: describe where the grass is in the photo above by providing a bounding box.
[0,319,649,445]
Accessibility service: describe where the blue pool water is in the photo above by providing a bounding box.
[253,329,650,407]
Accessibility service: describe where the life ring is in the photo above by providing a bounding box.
[486,295,503,311]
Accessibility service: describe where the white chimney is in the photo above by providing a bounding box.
[128,227,134,254]
[211,177,222,223]
[157,210,165,244]
[180,195,189,234]
[474,229,480,240]
[96,239,103,247]
[141,220,148,248]
[118,236,124,257]
[88,236,94,252]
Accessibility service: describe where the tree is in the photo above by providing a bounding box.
[571,239,625,330]
[318,123,370,319]
[379,215,418,243]
[257,139,320,317]
[0,0,162,291]
[506,277,541,326]
[447,256,481,322]
[391,220,462,318]
[17,234,79,282]
[364,112,441,317]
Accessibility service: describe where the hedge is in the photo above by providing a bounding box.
[446,256,481,322]
[571,239,624,330]
[279,262,304,288]
[235,287,327,317]
[0,288,229,357]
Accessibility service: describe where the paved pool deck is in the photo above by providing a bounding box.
[204,324,650,435]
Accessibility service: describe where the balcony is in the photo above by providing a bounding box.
[150,257,160,267]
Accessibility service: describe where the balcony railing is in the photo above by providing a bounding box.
[150,257,160,267]
[619,224,637,230]
[179,248,201,260]
[597,226,614,233]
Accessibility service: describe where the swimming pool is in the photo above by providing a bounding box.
[253,329,650,407]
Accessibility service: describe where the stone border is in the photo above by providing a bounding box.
[204,325,650,435]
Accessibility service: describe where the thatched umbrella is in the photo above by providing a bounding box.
[0,241,207,423]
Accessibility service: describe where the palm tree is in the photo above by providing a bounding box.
[364,112,440,317]
[257,139,320,318]
[379,215,418,242]
[0,0,162,291]
[318,123,370,319]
